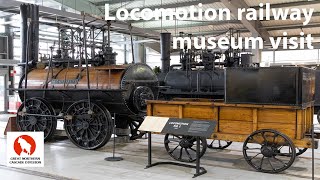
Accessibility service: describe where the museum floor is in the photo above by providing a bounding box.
[0,114,319,180]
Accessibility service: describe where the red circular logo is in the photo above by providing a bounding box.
[14,135,36,156]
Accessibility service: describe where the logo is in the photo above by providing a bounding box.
[7,132,44,167]
[14,135,36,156]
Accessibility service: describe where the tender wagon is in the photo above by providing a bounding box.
[146,98,319,173]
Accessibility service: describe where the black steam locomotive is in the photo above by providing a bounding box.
[157,32,257,100]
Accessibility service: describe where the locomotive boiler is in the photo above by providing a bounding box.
[16,4,158,150]
[158,30,251,100]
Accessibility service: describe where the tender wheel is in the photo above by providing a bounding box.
[280,147,308,157]
[295,148,308,156]
[64,101,113,150]
[128,117,144,140]
[16,98,57,141]
[208,140,232,150]
[279,147,308,157]
[164,134,207,163]
[243,129,296,173]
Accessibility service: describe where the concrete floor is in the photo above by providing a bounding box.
[0,114,319,180]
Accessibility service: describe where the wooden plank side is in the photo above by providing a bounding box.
[303,108,308,134]
[257,108,296,124]
[214,107,219,132]
[183,105,216,120]
[147,100,312,109]
[296,110,303,140]
[147,104,152,116]
[152,104,179,117]
[252,109,258,131]
[211,133,247,142]
[305,107,312,133]
[178,105,183,118]
[303,109,307,134]
[219,107,253,121]
[258,123,296,139]
[293,138,315,148]
[219,120,253,135]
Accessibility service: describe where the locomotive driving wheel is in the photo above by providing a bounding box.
[164,134,207,163]
[16,98,57,141]
[207,140,233,150]
[243,129,296,173]
[64,101,113,150]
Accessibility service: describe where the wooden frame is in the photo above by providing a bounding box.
[147,99,317,148]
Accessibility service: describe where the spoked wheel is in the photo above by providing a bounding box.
[280,147,307,157]
[296,148,308,156]
[128,117,144,140]
[243,129,296,173]
[16,98,57,141]
[64,101,113,150]
[164,134,207,163]
[208,140,232,150]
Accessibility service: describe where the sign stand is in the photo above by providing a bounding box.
[145,132,207,178]
[140,117,216,178]
[105,113,123,162]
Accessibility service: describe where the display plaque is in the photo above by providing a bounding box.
[161,118,216,138]
[139,116,216,138]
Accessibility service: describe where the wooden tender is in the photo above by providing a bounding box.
[146,98,319,173]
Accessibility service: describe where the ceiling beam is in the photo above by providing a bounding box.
[52,0,104,15]
[272,34,320,38]
[93,0,136,6]
[0,0,161,40]
[261,12,320,21]
[265,23,320,31]
[127,0,223,23]
[220,0,270,41]
[123,0,219,12]
[164,29,249,37]
[142,3,320,24]
[194,29,249,36]
[143,20,242,30]
[253,0,320,9]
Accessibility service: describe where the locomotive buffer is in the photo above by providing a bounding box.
[139,117,216,178]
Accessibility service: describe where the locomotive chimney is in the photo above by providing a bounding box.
[20,4,28,74]
[160,33,171,73]
[20,4,39,74]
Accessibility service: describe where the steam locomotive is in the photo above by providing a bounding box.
[16,4,158,150]
[157,31,255,100]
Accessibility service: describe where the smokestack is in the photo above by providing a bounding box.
[32,5,39,63]
[160,33,171,73]
[20,4,28,73]
[20,4,39,74]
